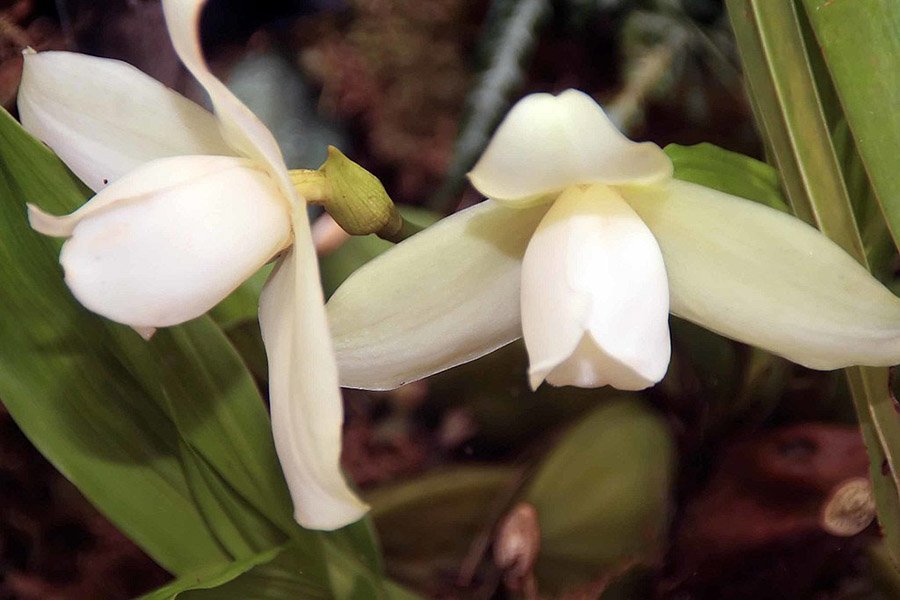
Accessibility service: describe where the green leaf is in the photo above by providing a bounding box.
[210,265,273,329]
[142,538,419,600]
[138,542,330,600]
[665,142,789,212]
[725,0,866,257]
[367,467,517,590]
[0,107,228,573]
[525,398,674,594]
[800,0,900,250]
[726,0,900,564]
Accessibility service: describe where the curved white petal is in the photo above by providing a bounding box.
[259,204,368,531]
[327,199,550,390]
[28,154,261,237]
[468,90,672,203]
[18,51,232,191]
[523,184,670,390]
[33,155,291,328]
[163,0,364,530]
[623,179,900,369]
[161,0,292,196]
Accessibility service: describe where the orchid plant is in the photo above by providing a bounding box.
[326,89,900,393]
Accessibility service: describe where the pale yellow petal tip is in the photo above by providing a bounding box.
[132,326,157,341]
[27,203,72,237]
[293,501,370,531]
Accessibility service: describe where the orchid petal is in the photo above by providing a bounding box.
[523,184,670,390]
[161,0,292,194]
[623,179,900,369]
[18,51,232,191]
[328,199,550,390]
[259,204,368,530]
[468,90,672,203]
[31,155,291,329]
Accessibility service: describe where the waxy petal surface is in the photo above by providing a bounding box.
[468,90,672,203]
[18,51,231,191]
[523,184,670,390]
[35,155,290,328]
[161,0,293,195]
[624,179,900,369]
[328,199,550,390]
[163,0,361,529]
[259,205,369,531]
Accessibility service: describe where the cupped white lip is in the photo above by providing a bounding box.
[42,155,292,328]
[521,184,671,391]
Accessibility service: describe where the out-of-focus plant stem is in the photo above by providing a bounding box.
[726,0,900,566]
[607,28,689,132]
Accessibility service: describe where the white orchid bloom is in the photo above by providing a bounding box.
[327,89,900,391]
[19,0,366,530]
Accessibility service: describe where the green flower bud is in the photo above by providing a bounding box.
[318,146,402,239]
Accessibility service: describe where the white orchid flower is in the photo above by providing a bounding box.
[327,90,900,391]
[19,0,367,530]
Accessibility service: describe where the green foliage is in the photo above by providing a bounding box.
[801,0,900,250]
[0,107,229,573]
[0,108,412,598]
[368,467,517,588]
[525,398,674,594]
[726,0,900,566]
[665,142,788,212]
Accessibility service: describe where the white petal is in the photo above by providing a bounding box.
[327,199,550,390]
[468,90,672,203]
[28,154,259,237]
[623,179,900,369]
[35,155,291,328]
[18,51,232,191]
[523,184,670,390]
[161,0,293,196]
[259,204,368,530]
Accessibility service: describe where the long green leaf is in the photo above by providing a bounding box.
[139,542,330,600]
[726,0,900,563]
[142,538,418,600]
[800,0,900,249]
[0,108,230,573]
[108,322,298,541]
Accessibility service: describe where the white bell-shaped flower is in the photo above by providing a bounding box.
[19,0,367,531]
[326,90,900,392]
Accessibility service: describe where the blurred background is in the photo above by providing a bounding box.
[0,0,892,598]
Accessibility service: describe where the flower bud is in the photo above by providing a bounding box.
[319,146,402,239]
